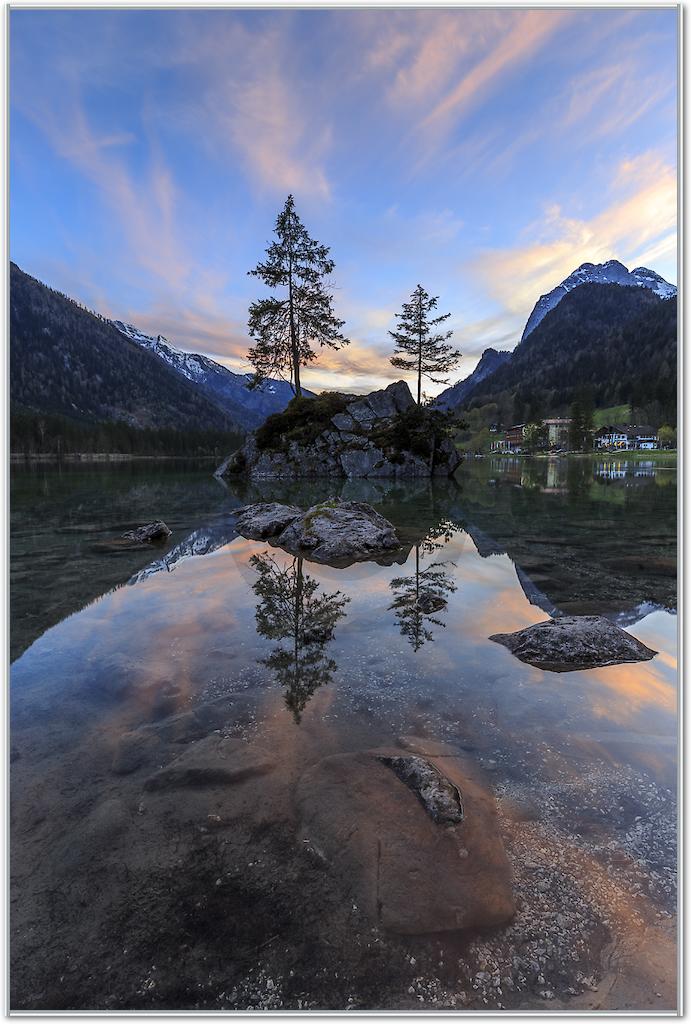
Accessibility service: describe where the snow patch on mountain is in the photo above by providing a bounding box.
[522,260,676,340]
[111,320,305,428]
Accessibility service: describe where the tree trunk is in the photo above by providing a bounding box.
[417,306,423,406]
[288,261,302,398]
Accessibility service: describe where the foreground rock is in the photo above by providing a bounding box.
[233,498,401,564]
[121,521,171,544]
[217,381,462,480]
[296,743,514,934]
[489,615,657,672]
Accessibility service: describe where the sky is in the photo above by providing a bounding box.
[10,7,678,396]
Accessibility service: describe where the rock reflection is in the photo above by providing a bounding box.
[251,552,350,721]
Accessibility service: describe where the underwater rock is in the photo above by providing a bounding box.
[417,593,448,615]
[143,735,273,791]
[296,746,514,934]
[489,615,657,672]
[111,729,162,775]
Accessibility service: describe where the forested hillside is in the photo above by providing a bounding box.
[465,283,676,426]
[10,263,243,435]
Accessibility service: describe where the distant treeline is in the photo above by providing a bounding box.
[11,408,244,457]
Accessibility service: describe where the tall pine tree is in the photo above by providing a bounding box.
[389,285,461,405]
[247,195,348,397]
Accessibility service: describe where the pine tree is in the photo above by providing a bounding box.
[389,285,461,405]
[247,195,348,397]
[569,398,584,451]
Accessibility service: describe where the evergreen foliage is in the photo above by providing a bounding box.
[255,392,352,452]
[389,285,461,404]
[247,195,349,397]
[10,407,243,457]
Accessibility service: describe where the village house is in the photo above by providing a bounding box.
[595,425,658,450]
[490,423,525,453]
[543,417,571,448]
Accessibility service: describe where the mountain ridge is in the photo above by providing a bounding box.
[522,259,676,340]
[111,321,310,428]
[435,347,511,412]
[466,282,676,423]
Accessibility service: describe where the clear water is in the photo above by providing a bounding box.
[10,456,677,1011]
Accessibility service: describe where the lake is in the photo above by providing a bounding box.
[10,455,677,1011]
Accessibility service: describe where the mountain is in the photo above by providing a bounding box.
[111,321,309,428]
[466,283,676,421]
[434,348,511,411]
[9,262,241,433]
[522,260,676,340]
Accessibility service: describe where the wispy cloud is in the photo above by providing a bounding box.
[472,150,677,320]
[17,83,190,292]
[173,17,333,199]
[423,10,569,132]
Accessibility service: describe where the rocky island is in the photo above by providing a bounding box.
[215,381,462,481]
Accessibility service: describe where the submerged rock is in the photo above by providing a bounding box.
[143,734,273,791]
[121,521,171,544]
[489,615,657,672]
[296,746,514,934]
[111,729,162,775]
[417,593,448,615]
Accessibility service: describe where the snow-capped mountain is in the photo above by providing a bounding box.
[434,347,511,411]
[111,321,307,428]
[521,260,676,340]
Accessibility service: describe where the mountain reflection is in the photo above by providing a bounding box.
[251,552,349,722]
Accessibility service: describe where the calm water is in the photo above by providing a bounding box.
[10,456,677,1011]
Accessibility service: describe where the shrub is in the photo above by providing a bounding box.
[255,392,352,452]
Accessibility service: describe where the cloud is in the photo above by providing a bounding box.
[172,17,332,199]
[17,83,190,293]
[422,11,569,133]
[472,150,677,320]
[559,54,674,138]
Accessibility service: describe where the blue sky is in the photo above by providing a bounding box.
[10,7,677,395]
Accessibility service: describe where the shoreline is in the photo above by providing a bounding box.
[466,450,677,461]
[10,452,223,463]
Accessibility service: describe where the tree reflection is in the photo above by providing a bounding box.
[250,552,349,722]
[389,531,457,652]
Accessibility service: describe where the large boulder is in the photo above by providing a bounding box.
[489,614,657,672]
[232,498,401,565]
[295,741,514,934]
[216,381,461,480]
[277,499,401,564]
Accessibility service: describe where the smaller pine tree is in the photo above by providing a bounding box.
[389,285,461,405]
